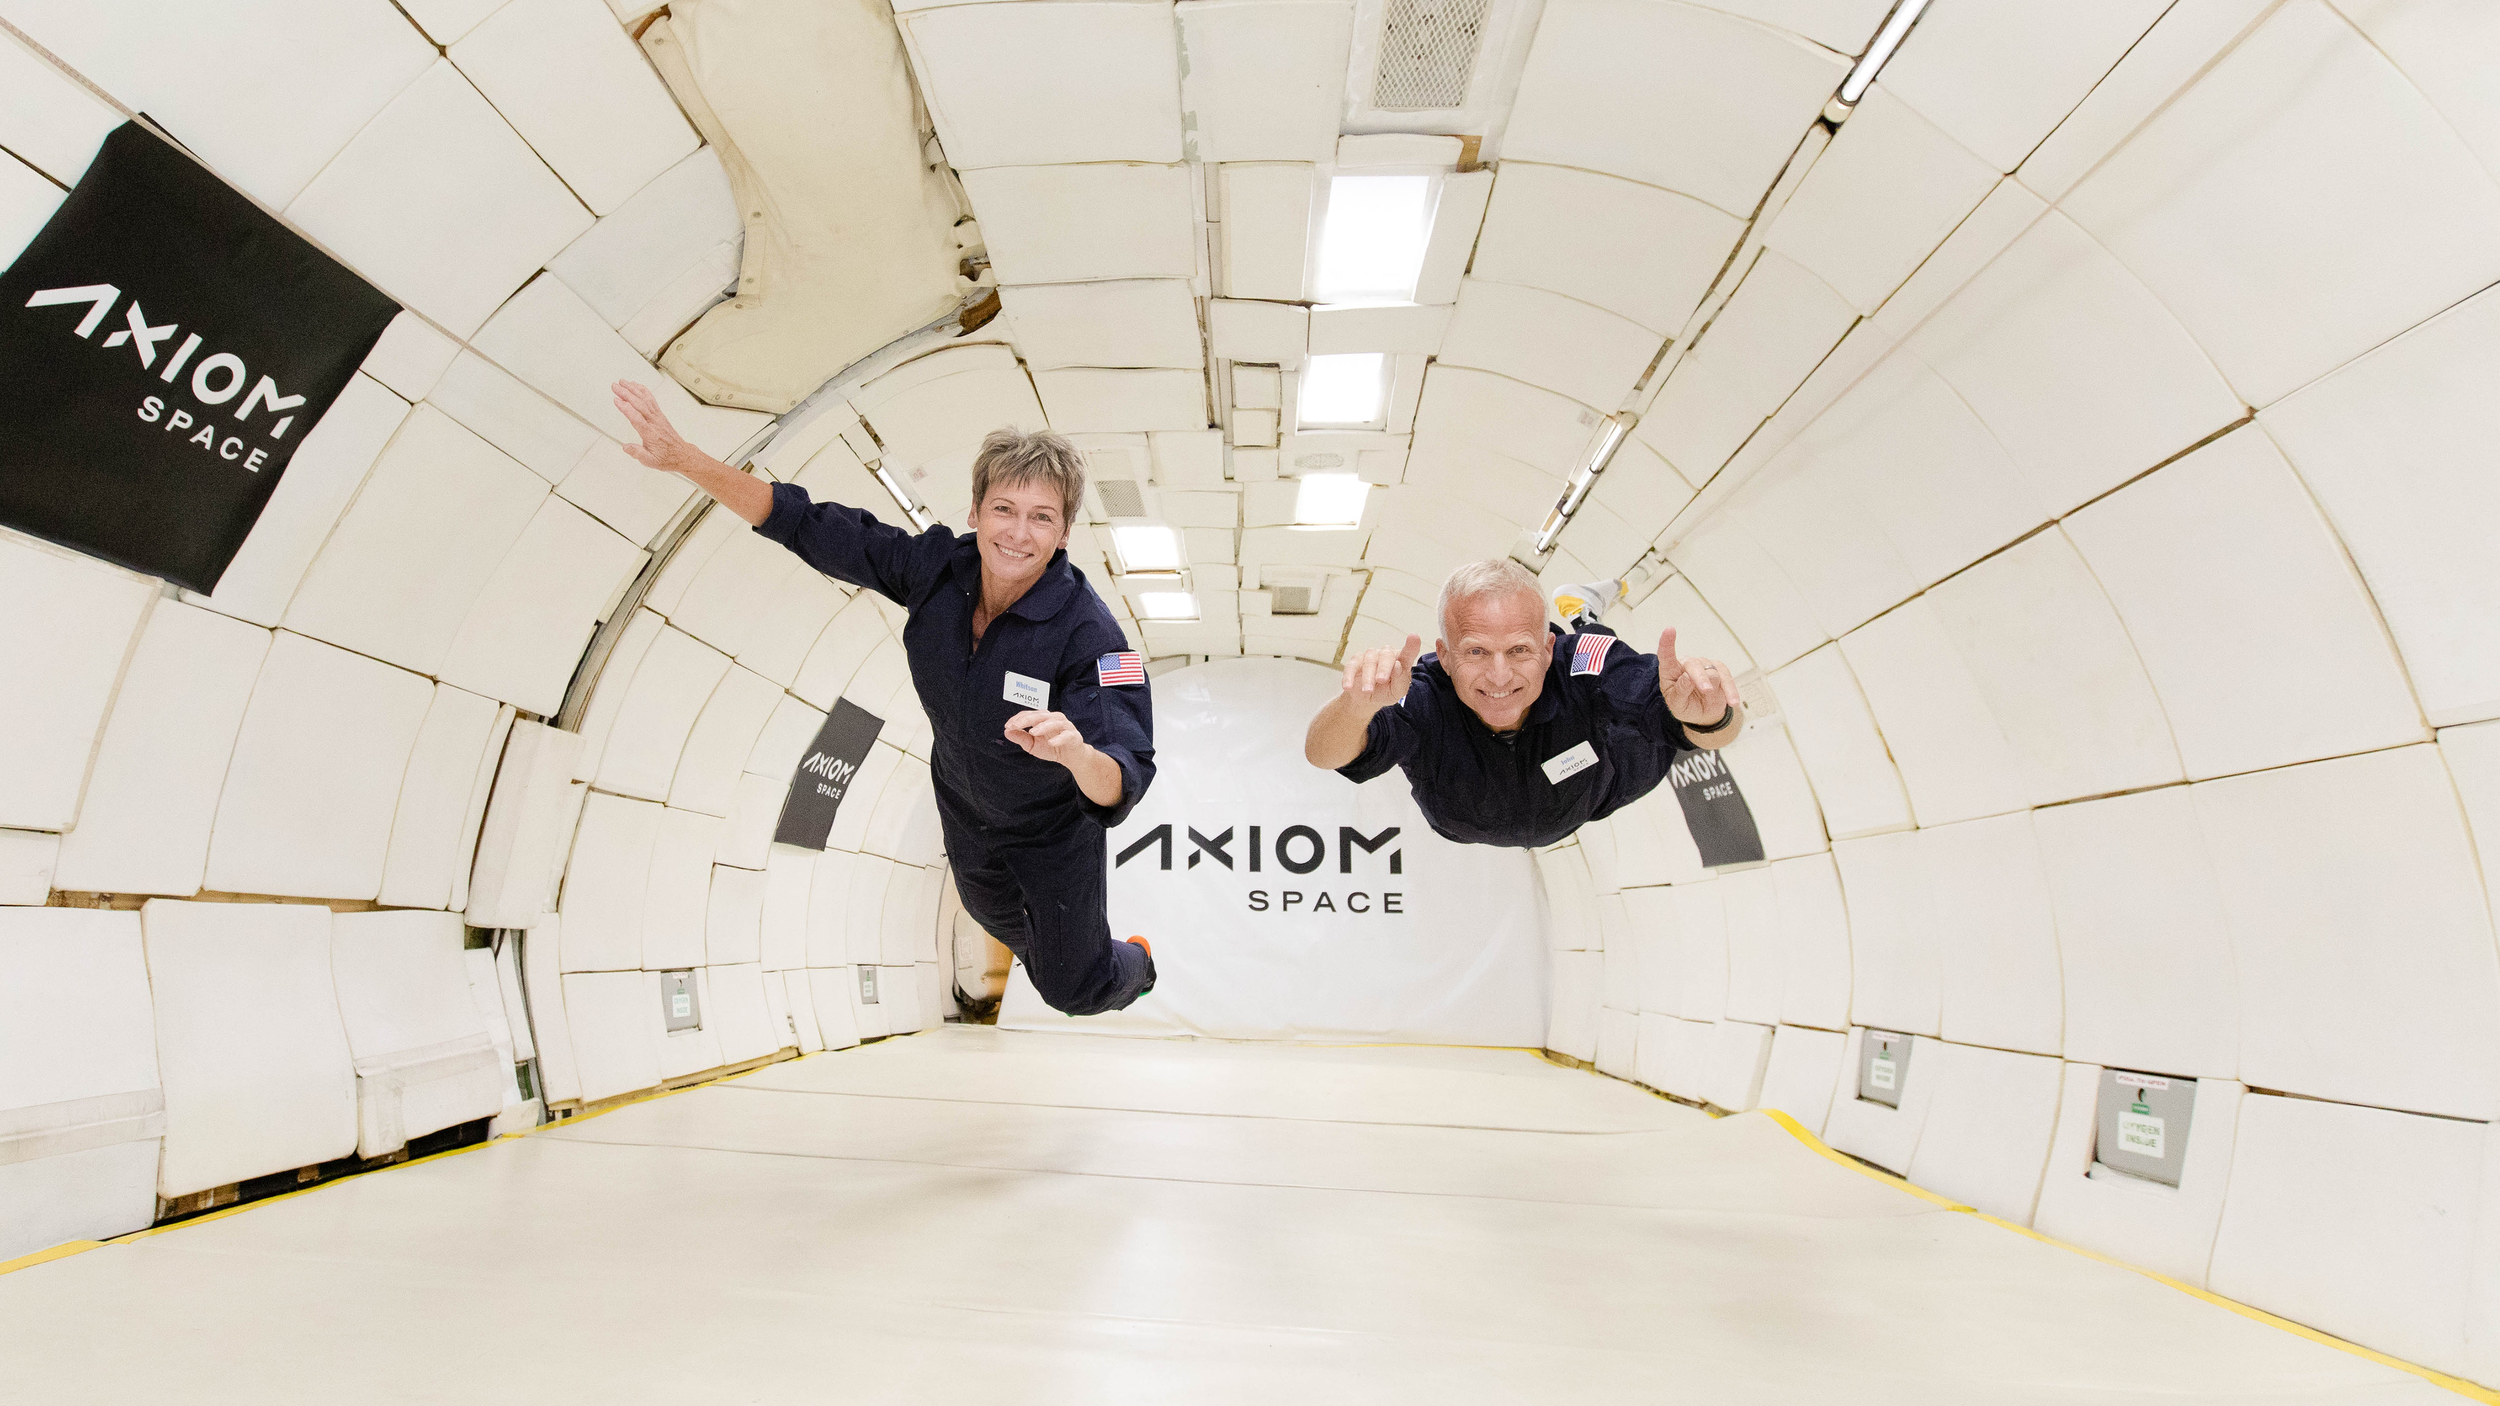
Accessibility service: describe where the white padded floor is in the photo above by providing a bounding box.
[0,1027,2458,1403]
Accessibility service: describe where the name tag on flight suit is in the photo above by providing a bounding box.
[1003,671,1050,709]
[1541,740,1599,784]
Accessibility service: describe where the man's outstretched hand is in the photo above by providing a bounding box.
[1658,625,1739,727]
[1341,634,1423,715]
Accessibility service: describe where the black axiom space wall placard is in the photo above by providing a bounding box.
[0,121,399,592]
[773,699,886,850]
[1666,745,1766,868]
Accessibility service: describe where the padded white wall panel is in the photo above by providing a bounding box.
[1819,1030,1938,1176]
[597,626,734,802]
[360,313,462,404]
[447,704,514,918]
[2263,284,2500,727]
[843,856,896,967]
[1632,1011,1676,1092]
[468,723,588,929]
[1905,1042,2061,1226]
[1755,1023,1846,1137]
[183,375,411,628]
[758,847,813,971]
[1872,0,2168,173]
[429,352,603,485]
[558,792,662,972]
[449,0,699,215]
[1838,600,2028,827]
[0,830,56,906]
[960,164,1197,285]
[53,602,269,897]
[2194,746,2500,1120]
[1716,868,1783,1025]
[283,60,592,338]
[901,2,1184,169]
[641,808,722,971]
[0,535,154,832]
[206,634,436,901]
[1470,164,1742,336]
[669,534,795,664]
[1725,451,1918,643]
[1176,0,1351,163]
[1502,1,1847,217]
[1700,1019,1774,1112]
[1766,88,1998,315]
[1435,280,1657,413]
[283,405,549,677]
[737,572,846,690]
[2066,427,2423,779]
[1924,531,2182,806]
[1594,1006,1639,1081]
[669,667,783,818]
[1922,814,2061,1058]
[2208,1094,2483,1379]
[0,29,121,186]
[2031,787,2238,1079]
[1830,832,1938,1038]
[472,275,768,458]
[1548,951,1602,1062]
[524,919,581,1105]
[1626,886,1678,1016]
[706,865,767,968]
[1907,212,2243,516]
[378,686,505,911]
[716,773,786,872]
[1668,515,1827,673]
[562,970,662,1105]
[999,280,1204,372]
[2033,1064,2243,1290]
[1639,251,1858,486]
[1772,853,1851,1032]
[707,963,779,1067]
[0,149,60,267]
[0,909,161,1256]
[804,850,856,969]
[2447,722,2500,922]
[441,496,647,715]
[2060,0,2500,408]
[809,968,865,1051]
[329,912,504,1157]
[548,142,740,336]
[1767,645,1911,840]
[1865,178,2045,343]
[7,0,433,208]
[142,901,355,1197]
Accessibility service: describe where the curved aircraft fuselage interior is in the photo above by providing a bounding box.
[4,0,2500,1399]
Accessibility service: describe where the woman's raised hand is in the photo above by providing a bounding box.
[611,380,702,476]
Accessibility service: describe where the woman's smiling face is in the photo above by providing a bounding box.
[970,478,1069,591]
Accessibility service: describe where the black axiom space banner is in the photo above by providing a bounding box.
[0,121,399,591]
[774,699,887,850]
[1667,745,1766,868]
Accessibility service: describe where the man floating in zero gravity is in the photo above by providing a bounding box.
[611,381,1158,1016]
[1304,561,1746,848]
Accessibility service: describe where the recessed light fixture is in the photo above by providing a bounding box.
[1293,473,1370,529]
[1298,353,1388,429]
[1314,176,1433,303]
[1836,0,1933,106]
[1110,524,1181,573]
[1139,591,1199,621]
[1534,417,1632,554]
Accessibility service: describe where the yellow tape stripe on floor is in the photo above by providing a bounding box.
[1755,1109,2500,1404]
[0,1239,108,1277]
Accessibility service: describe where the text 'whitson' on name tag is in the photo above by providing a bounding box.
[1004,670,1049,709]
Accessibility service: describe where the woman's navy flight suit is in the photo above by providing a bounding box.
[1335,625,1698,850]
[755,482,1156,1015]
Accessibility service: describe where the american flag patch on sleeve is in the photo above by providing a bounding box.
[1097,651,1146,687]
[1570,634,1619,677]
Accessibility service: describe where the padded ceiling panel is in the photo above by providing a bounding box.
[597,625,734,803]
[427,352,603,484]
[0,151,63,269]
[1666,514,1826,671]
[440,496,648,715]
[1766,643,1910,840]
[558,439,698,547]
[1218,162,1316,301]
[960,164,1198,284]
[2060,0,2500,407]
[1503,0,1847,217]
[6,0,433,208]
[0,536,156,833]
[1763,87,1998,315]
[1470,164,1743,336]
[549,147,744,331]
[284,60,593,338]
[0,28,123,186]
[855,345,1053,473]
[473,276,769,458]
[449,0,699,215]
[1436,280,1660,413]
[1176,0,1353,163]
[1838,600,2028,829]
[1031,368,1208,432]
[283,406,550,678]
[1697,0,1890,55]
[1872,0,2167,172]
[998,280,1206,371]
[205,633,437,901]
[901,2,1185,169]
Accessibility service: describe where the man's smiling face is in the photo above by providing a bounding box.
[1438,588,1549,732]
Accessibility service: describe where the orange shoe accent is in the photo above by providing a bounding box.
[1126,935,1152,958]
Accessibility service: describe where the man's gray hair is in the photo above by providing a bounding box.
[970,426,1086,523]
[1436,558,1544,641]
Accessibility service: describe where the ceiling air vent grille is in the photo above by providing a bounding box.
[1270,584,1318,615]
[1372,0,1493,111]
[1096,478,1148,518]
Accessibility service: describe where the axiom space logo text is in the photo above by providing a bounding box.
[25,283,309,471]
[1116,822,1405,915]
[800,750,858,802]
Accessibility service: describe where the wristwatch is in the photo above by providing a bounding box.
[1684,704,1739,735]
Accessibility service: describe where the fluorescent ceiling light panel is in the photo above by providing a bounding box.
[1139,591,1199,620]
[1838,0,1934,104]
[1110,524,1182,572]
[1314,176,1433,302]
[1298,352,1388,428]
[1293,473,1370,528]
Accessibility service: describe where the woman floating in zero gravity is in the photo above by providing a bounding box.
[1303,560,1746,849]
[611,381,1158,1017]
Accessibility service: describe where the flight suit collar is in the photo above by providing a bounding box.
[944,534,1079,622]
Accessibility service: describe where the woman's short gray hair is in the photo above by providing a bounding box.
[970,427,1086,523]
[1436,558,1544,641]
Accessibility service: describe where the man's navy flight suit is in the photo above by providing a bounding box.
[755,482,1156,1015]
[1337,625,1699,850]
